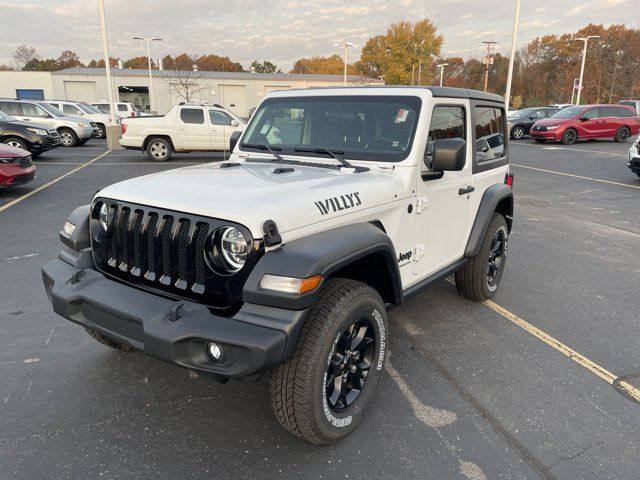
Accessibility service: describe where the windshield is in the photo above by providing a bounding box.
[79,103,101,114]
[550,107,585,119]
[240,95,422,162]
[38,102,64,116]
[0,111,16,122]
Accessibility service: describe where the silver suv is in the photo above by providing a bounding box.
[0,99,98,146]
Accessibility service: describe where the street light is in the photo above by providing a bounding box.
[436,63,449,87]
[133,36,162,111]
[97,0,116,128]
[334,42,358,86]
[504,0,521,110]
[573,35,600,105]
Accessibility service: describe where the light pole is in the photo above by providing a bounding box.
[436,63,449,87]
[334,42,357,86]
[504,0,521,110]
[573,35,600,105]
[97,0,116,128]
[133,36,162,111]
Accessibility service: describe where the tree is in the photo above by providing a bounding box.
[56,50,84,70]
[250,60,280,73]
[87,57,119,68]
[360,19,443,85]
[290,54,353,75]
[23,58,58,71]
[0,64,13,71]
[511,94,523,109]
[160,54,175,70]
[124,56,154,69]
[13,44,37,70]
[173,53,197,70]
[196,54,243,72]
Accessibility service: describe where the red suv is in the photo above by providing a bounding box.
[530,105,640,145]
[0,143,36,188]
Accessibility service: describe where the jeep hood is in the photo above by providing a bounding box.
[96,161,395,238]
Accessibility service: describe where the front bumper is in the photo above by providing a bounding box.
[76,126,95,140]
[530,128,560,141]
[42,257,306,379]
[628,144,640,174]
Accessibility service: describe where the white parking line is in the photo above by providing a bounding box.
[513,142,628,157]
[0,151,111,214]
[511,163,640,190]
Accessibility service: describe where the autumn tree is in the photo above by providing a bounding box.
[359,19,443,85]
[23,58,58,71]
[251,60,280,73]
[13,44,37,69]
[196,54,243,72]
[0,64,14,71]
[56,50,84,69]
[290,54,354,75]
[124,56,154,69]
[87,57,119,68]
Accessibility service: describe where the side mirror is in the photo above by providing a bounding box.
[230,120,239,127]
[431,138,466,172]
[529,115,537,120]
[229,130,242,151]
[481,145,489,153]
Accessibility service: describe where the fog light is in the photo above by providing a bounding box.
[206,342,223,361]
[62,220,76,236]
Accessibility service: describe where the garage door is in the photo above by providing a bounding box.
[219,85,247,117]
[64,81,97,102]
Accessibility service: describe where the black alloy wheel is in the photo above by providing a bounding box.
[487,228,507,292]
[561,129,577,145]
[325,319,376,411]
[615,127,630,143]
[511,125,525,140]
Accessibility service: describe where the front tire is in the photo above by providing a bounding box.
[510,125,525,140]
[96,123,106,139]
[455,213,508,301]
[146,137,172,161]
[561,128,578,145]
[3,136,28,151]
[58,128,78,147]
[614,127,630,143]
[84,327,132,351]
[269,278,388,444]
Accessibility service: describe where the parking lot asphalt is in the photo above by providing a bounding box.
[1,139,639,479]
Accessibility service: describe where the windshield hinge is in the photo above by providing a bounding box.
[416,197,428,214]
[413,244,426,261]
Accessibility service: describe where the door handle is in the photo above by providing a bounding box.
[458,186,475,195]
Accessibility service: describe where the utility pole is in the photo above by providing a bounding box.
[334,42,357,86]
[97,0,116,127]
[573,35,600,105]
[504,0,521,110]
[133,37,162,112]
[482,41,497,92]
[436,63,448,87]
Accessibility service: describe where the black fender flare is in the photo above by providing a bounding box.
[243,223,402,311]
[465,184,513,257]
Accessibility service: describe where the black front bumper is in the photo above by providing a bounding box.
[629,154,640,174]
[42,257,307,379]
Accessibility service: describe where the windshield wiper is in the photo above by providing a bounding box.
[293,147,356,169]
[241,143,284,162]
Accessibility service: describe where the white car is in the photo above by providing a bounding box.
[91,102,150,119]
[120,104,246,161]
[0,99,98,146]
[46,100,117,139]
[43,86,513,444]
[628,135,640,177]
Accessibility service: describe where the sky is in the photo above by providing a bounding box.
[0,0,637,71]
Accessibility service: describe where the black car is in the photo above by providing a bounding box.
[508,107,559,140]
[0,110,62,157]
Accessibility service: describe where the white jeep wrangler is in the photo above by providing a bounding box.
[43,87,513,444]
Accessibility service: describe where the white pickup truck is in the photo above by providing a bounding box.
[120,104,246,161]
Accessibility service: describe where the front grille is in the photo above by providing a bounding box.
[48,129,58,136]
[91,198,261,314]
[12,170,35,185]
[18,156,33,169]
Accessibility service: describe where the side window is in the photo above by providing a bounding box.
[425,106,465,169]
[63,104,81,115]
[534,109,547,119]
[0,102,22,115]
[582,109,598,120]
[474,107,505,161]
[117,104,128,112]
[22,103,48,117]
[180,108,205,124]
[617,107,635,118]
[209,110,232,126]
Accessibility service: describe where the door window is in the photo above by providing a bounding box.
[21,103,48,117]
[209,110,232,126]
[63,104,82,115]
[425,106,465,169]
[180,108,205,124]
[474,107,505,161]
[582,109,598,120]
[0,102,22,115]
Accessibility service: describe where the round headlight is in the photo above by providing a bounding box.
[220,227,248,271]
[99,203,109,232]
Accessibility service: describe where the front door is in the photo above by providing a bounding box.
[176,107,210,150]
[209,110,234,150]
[413,103,473,276]
[576,107,599,138]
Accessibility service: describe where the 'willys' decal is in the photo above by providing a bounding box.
[314,192,361,215]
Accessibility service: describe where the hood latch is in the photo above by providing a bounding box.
[263,220,282,247]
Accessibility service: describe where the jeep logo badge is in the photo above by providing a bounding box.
[314,192,361,216]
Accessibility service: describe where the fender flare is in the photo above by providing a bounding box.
[243,223,402,311]
[465,184,513,257]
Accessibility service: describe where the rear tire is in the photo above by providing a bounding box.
[269,278,388,444]
[146,137,172,161]
[58,128,78,147]
[614,127,630,143]
[3,136,28,151]
[84,327,132,351]
[455,213,508,301]
[561,128,577,145]
[96,123,106,139]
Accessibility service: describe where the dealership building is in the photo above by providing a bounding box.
[0,68,382,117]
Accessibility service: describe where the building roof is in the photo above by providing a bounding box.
[53,67,382,83]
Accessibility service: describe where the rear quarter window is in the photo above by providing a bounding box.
[1,102,22,116]
[180,108,205,124]
[616,107,635,118]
